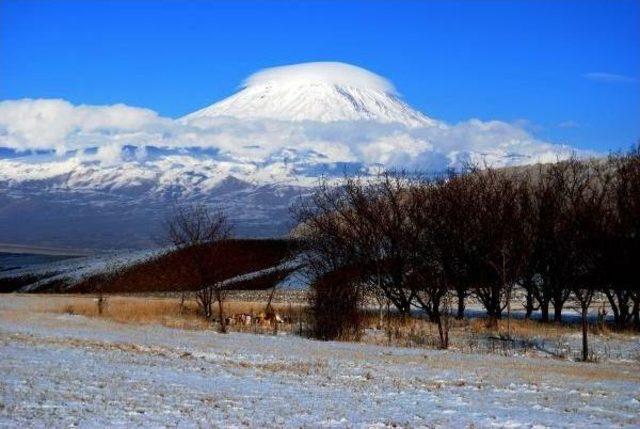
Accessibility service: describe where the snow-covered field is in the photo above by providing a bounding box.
[1,295,639,428]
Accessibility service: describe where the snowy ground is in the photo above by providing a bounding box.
[1,295,639,428]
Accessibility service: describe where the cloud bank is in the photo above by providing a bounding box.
[0,99,165,153]
[0,97,584,185]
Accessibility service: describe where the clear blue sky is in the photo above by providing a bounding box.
[1,0,638,152]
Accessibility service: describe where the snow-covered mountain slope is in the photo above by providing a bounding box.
[183,62,435,127]
[0,153,305,249]
[0,62,587,249]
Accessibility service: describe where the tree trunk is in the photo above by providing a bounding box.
[196,287,213,319]
[485,285,502,328]
[632,299,639,330]
[97,295,106,315]
[606,289,634,330]
[581,304,589,362]
[388,293,411,318]
[217,292,227,334]
[399,301,411,318]
[554,303,563,324]
[486,308,499,329]
[436,314,448,349]
[605,290,621,328]
[456,290,465,320]
[540,300,550,323]
[618,299,630,330]
[430,294,441,324]
[179,292,187,315]
[524,288,535,320]
[506,288,512,340]
[552,286,566,324]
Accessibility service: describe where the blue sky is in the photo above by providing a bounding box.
[1,0,638,153]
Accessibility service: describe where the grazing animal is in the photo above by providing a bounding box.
[235,313,252,326]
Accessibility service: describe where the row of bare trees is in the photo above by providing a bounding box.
[294,147,640,359]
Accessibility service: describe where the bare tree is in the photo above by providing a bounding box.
[93,261,122,315]
[165,203,233,333]
[405,179,451,347]
[566,160,614,360]
[426,170,477,320]
[294,174,415,313]
[604,146,640,330]
[529,160,585,323]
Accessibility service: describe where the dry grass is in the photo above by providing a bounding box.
[55,296,211,330]
[466,316,640,341]
[356,310,637,359]
[41,295,636,362]
[359,312,443,347]
[49,295,307,332]
[468,317,579,339]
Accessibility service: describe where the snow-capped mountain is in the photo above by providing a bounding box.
[183,62,435,127]
[0,62,582,249]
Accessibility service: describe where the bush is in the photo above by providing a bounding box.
[309,267,363,341]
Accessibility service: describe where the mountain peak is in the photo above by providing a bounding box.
[182,62,434,127]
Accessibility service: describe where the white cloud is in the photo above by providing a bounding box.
[94,143,124,165]
[558,120,580,129]
[359,134,433,167]
[244,62,396,94]
[583,72,637,83]
[0,99,165,152]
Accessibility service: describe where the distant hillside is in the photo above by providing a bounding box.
[0,239,299,294]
